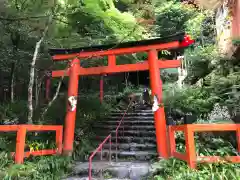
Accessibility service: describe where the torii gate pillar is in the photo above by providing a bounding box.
[63,58,80,155]
[148,49,168,158]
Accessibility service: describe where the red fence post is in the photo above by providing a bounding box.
[237,126,240,153]
[56,127,63,154]
[168,126,176,156]
[63,58,80,155]
[148,49,168,159]
[15,126,27,164]
[185,126,196,169]
[100,75,104,104]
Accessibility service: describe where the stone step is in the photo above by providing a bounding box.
[98,120,154,125]
[93,125,155,130]
[91,106,157,164]
[71,161,153,179]
[111,110,152,113]
[133,109,152,112]
[107,116,154,120]
[63,177,130,180]
[92,150,157,161]
[98,136,156,144]
[95,130,155,137]
[110,130,155,137]
[110,112,154,116]
[102,143,156,151]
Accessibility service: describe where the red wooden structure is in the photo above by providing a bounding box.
[169,124,240,168]
[0,125,63,164]
[232,0,240,39]
[49,32,194,158]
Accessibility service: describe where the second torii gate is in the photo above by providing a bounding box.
[49,32,194,158]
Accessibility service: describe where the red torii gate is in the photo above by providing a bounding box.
[49,32,194,158]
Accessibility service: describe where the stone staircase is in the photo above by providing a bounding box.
[93,105,157,161]
[65,105,157,180]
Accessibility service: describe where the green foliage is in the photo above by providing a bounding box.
[64,0,147,46]
[232,39,240,45]
[150,158,240,180]
[150,134,240,179]
[185,12,206,39]
[0,154,72,180]
[204,58,240,111]
[154,1,198,36]
[185,45,218,84]
[0,100,28,124]
[72,132,96,161]
[76,96,113,124]
[163,84,217,116]
[185,10,215,44]
[42,96,67,125]
[0,0,239,179]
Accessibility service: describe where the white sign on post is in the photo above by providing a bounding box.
[152,95,159,112]
[68,96,77,111]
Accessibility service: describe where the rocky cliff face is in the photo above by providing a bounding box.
[215,3,234,57]
[214,0,240,57]
[194,0,239,57]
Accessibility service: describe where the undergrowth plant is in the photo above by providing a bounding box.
[150,158,240,180]
[208,103,232,123]
[149,133,240,180]
[0,152,72,180]
[0,94,114,179]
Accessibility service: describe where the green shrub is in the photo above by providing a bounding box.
[150,134,240,180]
[0,154,72,180]
[0,100,28,124]
[163,84,218,117]
[150,158,240,180]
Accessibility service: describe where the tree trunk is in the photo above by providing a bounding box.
[27,15,53,124]
[137,71,139,86]
[28,39,42,124]
[9,36,19,103]
[125,72,129,88]
[9,62,15,103]
[35,73,39,108]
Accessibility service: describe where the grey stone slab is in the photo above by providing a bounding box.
[107,166,129,178]
[63,177,130,180]
[72,161,152,179]
[129,164,150,180]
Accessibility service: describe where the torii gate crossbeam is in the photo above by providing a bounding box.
[52,60,181,77]
[49,32,194,158]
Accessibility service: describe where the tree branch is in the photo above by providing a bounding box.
[40,76,64,120]
[0,15,49,21]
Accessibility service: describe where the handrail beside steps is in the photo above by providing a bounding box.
[115,100,133,161]
[88,99,133,180]
[88,134,112,180]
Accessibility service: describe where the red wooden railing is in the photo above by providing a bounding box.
[169,124,240,169]
[88,100,133,180]
[0,125,63,164]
